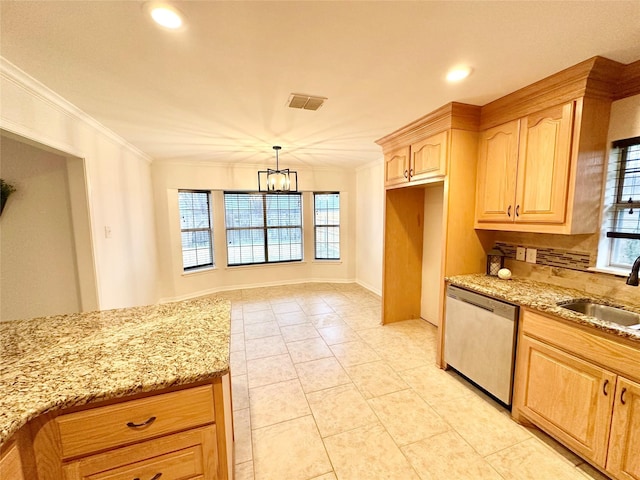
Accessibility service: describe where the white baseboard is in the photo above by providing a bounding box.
[159,277,362,303]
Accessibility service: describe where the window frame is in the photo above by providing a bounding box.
[224,191,303,267]
[178,189,214,272]
[597,136,640,271]
[313,192,340,260]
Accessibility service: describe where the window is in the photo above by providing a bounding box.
[179,190,214,270]
[602,136,640,267]
[314,192,340,260]
[224,192,302,266]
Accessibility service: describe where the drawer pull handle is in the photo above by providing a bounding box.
[507,205,511,217]
[603,379,609,396]
[133,474,162,480]
[621,387,627,405]
[515,205,520,217]
[126,416,156,428]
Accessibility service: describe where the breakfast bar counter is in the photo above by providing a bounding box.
[0,297,231,448]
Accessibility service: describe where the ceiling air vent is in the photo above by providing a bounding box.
[287,93,327,111]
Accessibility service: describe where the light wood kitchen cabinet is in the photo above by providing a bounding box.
[607,377,640,480]
[475,56,621,234]
[475,102,575,229]
[513,309,640,479]
[376,103,494,367]
[383,131,448,187]
[515,335,615,466]
[61,426,217,480]
[409,131,448,182]
[29,379,232,480]
[475,119,519,222]
[1,440,26,480]
[384,146,410,186]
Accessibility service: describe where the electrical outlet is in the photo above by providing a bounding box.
[526,248,537,264]
[516,247,526,261]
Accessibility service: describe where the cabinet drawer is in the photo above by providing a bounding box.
[62,425,217,480]
[521,309,640,381]
[57,385,215,459]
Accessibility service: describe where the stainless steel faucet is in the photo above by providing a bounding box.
[626,255,640,286]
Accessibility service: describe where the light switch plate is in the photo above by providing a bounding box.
[526,248,537,264]
[516,247,526,261]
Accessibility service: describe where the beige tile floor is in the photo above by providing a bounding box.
[215,282,610,480]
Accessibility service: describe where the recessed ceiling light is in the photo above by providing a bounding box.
[148,3,183,29]
[446,66,473,83]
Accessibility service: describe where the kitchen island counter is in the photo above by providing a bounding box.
[446,273,640,343]
[0,297,231,447]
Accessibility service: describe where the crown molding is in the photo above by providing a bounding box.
[0,56,153,163]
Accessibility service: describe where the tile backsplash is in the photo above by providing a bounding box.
[495,242,591,272]
[493,241,640,306]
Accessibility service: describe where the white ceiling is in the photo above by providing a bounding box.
[1,1,640,169]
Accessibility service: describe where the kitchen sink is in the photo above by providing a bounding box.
[559,301,640,328]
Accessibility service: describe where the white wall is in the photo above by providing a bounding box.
[355,160,384,295]
[152,160,357,301]
[0,58,158,310]
[1,137,82,320]
[608,93,640,141]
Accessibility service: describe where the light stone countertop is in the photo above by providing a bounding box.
[446,274,640,344]
[0,297,231,447]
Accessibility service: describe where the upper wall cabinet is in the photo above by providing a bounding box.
[476,102,574,226]
[474,56,624,234]
[378,103,476,189]
[410,131,448,182]
[383,132,448,187]
[384,146,411,186]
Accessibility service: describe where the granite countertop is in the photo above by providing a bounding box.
[446,274,640,343]
[0,297,231,447]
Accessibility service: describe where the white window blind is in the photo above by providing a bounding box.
[224,192,302,266]
[602,137,640,267]
[179,190,214,270]
[314,192,340,260]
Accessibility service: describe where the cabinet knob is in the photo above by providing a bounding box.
[126,416,157,428]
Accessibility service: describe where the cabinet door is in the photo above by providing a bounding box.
[0,441,25,480]
[475,120,519,222]
[515,102,574,224]
[515,336,615,467]
[410,131,448,181]
[607,377,640,480]
[384,146,411,187]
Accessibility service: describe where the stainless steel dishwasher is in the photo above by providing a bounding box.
[444,285,519,405]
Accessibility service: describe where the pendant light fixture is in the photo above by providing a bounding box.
[258,146,298,192]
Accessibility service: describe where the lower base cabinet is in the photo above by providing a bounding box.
[0,440,25,480]
[607,377,640,480]
[61,426,217,480]
[514,310,640,480]
[14,377,233,480]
